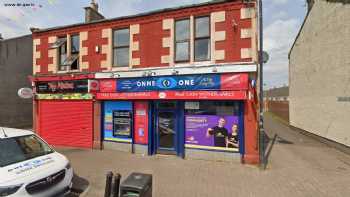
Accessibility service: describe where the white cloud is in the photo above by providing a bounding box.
[0,1,78,38]
[263,18,301,88]
[270,0,289,5]
[272,10,288,20]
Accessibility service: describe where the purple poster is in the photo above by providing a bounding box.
[185,115,239,150]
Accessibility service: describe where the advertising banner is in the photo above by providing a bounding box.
[36,80,89,93]
[96,90,246,100]
[185,115,239,151]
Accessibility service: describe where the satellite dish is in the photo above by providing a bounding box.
[18,88,33,99]
[262,51,269,63]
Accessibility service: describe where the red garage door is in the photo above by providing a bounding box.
[39,101,93,148]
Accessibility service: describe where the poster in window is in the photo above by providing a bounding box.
[113,110,132,137]
[185,115,239,151]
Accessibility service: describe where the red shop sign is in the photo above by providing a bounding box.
[99,79,116,92]
[96,90,246,100]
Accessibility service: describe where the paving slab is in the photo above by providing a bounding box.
[57,114,350,197]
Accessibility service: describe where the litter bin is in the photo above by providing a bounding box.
[120,173,152,197]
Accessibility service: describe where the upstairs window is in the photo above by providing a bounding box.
[194,16,210,61]
[113,28,130,67]
[55,37,67,71]
[71,34,80,54]
[68,34,80,70]
[50,35,80,72]
[175,19,190,62]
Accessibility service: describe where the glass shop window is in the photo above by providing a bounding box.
[185,101,240,116]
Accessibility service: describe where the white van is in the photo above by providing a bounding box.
[0,127,73,197]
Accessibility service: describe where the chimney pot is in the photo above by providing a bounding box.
[91,0,98,11]
[85,0,104,23]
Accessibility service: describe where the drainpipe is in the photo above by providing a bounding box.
[258,0,266,167]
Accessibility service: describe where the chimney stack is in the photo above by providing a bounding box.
[85,0,105,23]
[0,33,3,40]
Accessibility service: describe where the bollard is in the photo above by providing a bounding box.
[104,171,114,197]
[112,173,121,197]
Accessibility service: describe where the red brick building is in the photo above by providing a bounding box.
[31,0,260,164]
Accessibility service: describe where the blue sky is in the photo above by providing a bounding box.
[0,0,307,88]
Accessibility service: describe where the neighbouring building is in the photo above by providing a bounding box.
[263,86,289,122]
[0,34,33,128]
[31,0,260,164]
[289,0,350,147]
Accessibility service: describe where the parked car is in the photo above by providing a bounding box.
[0,127,73,196]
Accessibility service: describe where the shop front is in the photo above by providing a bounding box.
[32,75,99,149]
[96,73,250,160]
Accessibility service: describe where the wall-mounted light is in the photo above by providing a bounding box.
[232,19,238,27]
[95,45,100,53]
[113,73,120,78]
[142,71,148,77]
[212,67,218,73]
[172,69,179,75]
[149,71,156,76]
[232,19,238,32]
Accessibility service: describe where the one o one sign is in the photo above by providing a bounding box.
[18,88,33,99]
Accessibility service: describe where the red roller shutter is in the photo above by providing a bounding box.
[38,100,93,148]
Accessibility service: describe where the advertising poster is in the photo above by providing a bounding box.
[104,101,132,143]
[112,110,132,137]
[134,102,149,145]
[185,115,239,151]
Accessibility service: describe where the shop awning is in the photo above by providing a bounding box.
[96,90,247,100]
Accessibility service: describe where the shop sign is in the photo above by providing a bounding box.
[117,74,220,92]
[96,90,246,100]
[36,93,93,100]
[18,88,33,99]
[99,79,116,92]
[116,73,248,92]
[88,80,99,92]
[185,115,239,152]
[36,80,88,93]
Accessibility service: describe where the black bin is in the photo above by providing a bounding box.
[120,173,152,197]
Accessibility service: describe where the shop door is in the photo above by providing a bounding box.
[155,102,178,154]
[38,100,93,148]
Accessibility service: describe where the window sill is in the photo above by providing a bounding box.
[174,61,213,68]
[56,69,81,74]
[111,66,130,72]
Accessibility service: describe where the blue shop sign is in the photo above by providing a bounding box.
[117,74,221,92]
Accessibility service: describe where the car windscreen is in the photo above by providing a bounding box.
[0,135,54,167]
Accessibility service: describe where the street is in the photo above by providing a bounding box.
[58,113,350,197]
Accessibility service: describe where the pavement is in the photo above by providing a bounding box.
[57,113,350,197]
